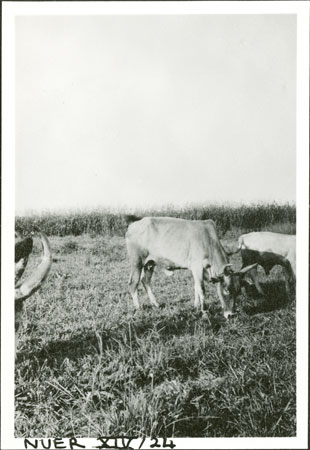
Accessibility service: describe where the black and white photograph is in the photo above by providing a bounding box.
[2,1,309,449]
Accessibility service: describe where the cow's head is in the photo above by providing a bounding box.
[211,263,257,319]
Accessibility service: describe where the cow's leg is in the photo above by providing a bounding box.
[194,285,200,309]
[192,267,212,324]
[192,266,206,313]
[203,259,212,283]
[141,262,159,307]
[283,263,296,301]
[128,262,142,309]
[246,267,265,298]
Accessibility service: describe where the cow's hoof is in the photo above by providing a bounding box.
[201,311,212,325]
[151,303,160,308]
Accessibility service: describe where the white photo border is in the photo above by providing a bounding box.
[2,1,309,449]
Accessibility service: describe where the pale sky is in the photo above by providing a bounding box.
[15,14,296,214]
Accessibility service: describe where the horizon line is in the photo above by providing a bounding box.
[15,200,296,217]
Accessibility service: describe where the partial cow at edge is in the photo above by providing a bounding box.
[237,231,296,300]
[15,232,52,355]
[125,216,256,320]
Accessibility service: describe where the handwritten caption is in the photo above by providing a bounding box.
[24,436,176,450]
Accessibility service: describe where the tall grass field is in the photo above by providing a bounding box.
[16,202,296,237]
[15,203,296,438]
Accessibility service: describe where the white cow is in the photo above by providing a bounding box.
[237,232,296,299]
[125,216,256,319]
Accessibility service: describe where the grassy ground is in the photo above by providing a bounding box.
[15,232,296,438]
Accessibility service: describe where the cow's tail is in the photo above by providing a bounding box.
[124,214,142,226]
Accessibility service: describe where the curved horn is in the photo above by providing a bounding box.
[234,263,258,276]
[15,233,52,301]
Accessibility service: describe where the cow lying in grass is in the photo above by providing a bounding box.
[125,216,256,320]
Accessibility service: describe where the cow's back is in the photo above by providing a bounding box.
[239,232,295,256]
[126,217,216,268]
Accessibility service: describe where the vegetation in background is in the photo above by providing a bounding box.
[15,202,296,237]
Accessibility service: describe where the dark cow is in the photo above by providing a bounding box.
[237,232,296,299]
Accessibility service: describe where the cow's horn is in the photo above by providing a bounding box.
[235,263,258,275]
[15,233,52,301]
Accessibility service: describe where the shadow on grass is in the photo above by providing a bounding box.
[129,302,227,340]
[16,301,227,369]
[243,280,290,316]
[16,328,115,367]
[18,279,287,367]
